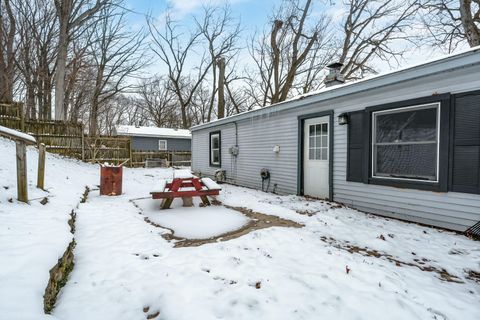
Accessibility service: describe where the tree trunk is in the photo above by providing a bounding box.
[270,20,283,104]
[26,85,36,119]
[43,78,52,120]
[89,103,98,136]
[459,0,480,47]
[0,0,16,103]
[54,0,73,121]
[217,57,225,119]
[54,26,69,120]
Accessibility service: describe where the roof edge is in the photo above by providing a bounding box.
[118,133,192,139]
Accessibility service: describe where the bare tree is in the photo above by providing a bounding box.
[87,6,147,136]
[421,0,480,51]
[148,12,213,128]
[247,0,332,106]
[137,76,179,128]
[14,0,57,119]
[0,0,16,103]
[53,0,112,121]
[338,0,420,80]
[195,5,241,121]
[15,0,36,117]
[97,94,135,135]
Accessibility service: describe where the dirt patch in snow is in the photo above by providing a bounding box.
[465,269,480,283]
[44,208,78,313]
[142,204,303,248]
[320,235,464,283]
[142,306,160,319]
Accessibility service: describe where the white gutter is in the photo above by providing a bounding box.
[191,46,480,131]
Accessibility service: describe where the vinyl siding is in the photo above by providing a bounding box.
[131,136,191,151]
[192,64,480,231]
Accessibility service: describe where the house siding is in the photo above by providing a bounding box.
[192,64,480,232]
[131,136,191,151]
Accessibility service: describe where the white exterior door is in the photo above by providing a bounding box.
[303,116,330,199]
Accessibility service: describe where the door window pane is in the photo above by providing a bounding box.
[321,148,328,160]
[316,136,322,148]
[321,136,328,148]
[307,121,328,160]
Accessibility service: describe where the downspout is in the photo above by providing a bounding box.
[231,121,238,183]
[234,121,238,147]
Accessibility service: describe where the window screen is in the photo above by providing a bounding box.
[372,103,440,182]
[210,132,220,166]
[158,140,167,150]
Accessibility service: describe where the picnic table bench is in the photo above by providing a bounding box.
[150,172,221,209]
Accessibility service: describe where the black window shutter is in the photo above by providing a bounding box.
[450,92,480,194]
[347,110,365,182]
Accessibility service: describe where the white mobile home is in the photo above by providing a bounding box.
[191,47,480,232]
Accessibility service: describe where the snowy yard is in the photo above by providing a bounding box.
[0,137,479,320]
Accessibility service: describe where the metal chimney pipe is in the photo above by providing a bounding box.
[324,62,345,88]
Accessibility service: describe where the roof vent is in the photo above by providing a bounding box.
[324,62,345,88]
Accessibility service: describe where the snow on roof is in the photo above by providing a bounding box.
[116,125,191,139]
[0,125,36,144]
[191,45,480,131]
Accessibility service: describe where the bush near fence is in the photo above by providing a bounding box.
[0,103,191,167]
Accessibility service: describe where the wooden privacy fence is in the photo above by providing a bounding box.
[0,102,191,167]
[0,103,24,131]
[26,120,83,158]
[0,103,83,158]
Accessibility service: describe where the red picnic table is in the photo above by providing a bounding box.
[150,173,221,209]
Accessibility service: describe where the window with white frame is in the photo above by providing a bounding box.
[210,132,221,166]
[158,140,167,151]
[308,123,329,160]
[372,103,440,182]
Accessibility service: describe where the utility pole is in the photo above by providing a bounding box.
[217,57,225,119]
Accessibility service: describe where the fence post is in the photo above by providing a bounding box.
[128,137,133,167]
[37,143,46,189]
[19,103,25,132]
[16,141,28,203]
[81,124,85,161]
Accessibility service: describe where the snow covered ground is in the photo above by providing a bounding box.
[0,137,479,320]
